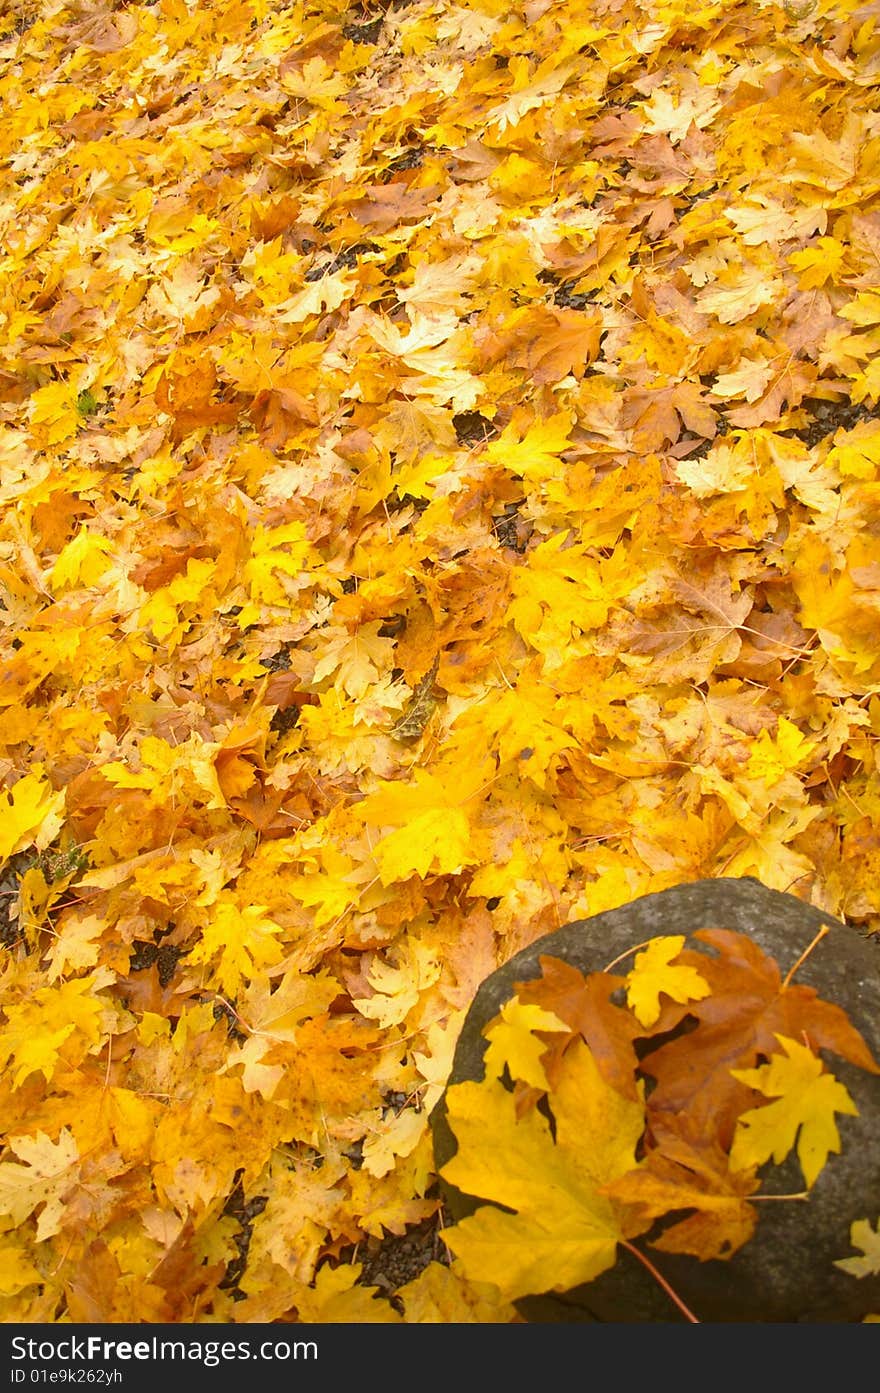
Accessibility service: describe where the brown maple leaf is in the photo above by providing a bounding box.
[621,381,716,450]
[475,305,602,384]
[724,355,816,428]
[639,928,880,1149]
[602,1134,761,1260]
[516,957,642,1100]
[155,351,239,441]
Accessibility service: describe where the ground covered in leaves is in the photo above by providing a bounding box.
[1,0,880,1323]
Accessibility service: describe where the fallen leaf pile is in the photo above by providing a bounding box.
[1,0,880,1322]
[441,930,880,1312]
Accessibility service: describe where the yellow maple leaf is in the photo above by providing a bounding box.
[675,439,755,497]
[167,557,217,605]
[361,1108,426,1179]
[101,733,226,811]
[789,533,880,678]
[696,261,779,324]
[188,897,284,994]
[0,1129,79,1241]
[745,716,817,787]
[310,622,394,700]
[280,55,348,106]
[483,999,570,1091]
[287,845,360,927]
[18,866,77,949]
[464,680,578,789]
[147,256,222,324]
[374,805,474,884]
[625,935,711,1027]
[244,521,310,606]
[729,1034,859,1189]
[840,289,880,328]
[49,526,114,592]
[0,771,66,864]
[506,532,633,663]
[641,84,721,145]
[489,152,549,203]
[397,1259,517,1322]
[835,1217,880,1278]
[138,587,185,646]
[485,53,577,135]
[150,211,221,255]
[353,937,441,1028]
[359,765,487,884]
[485,411,573,484]
[724,194,823,246]
[0,1238,42,1296]
[441,1039,644,1301]
[825,421,880,479]
[294,1262,400,1322]
[0,972,114,1088]
[711,357,775,403]
[396,253,481,320]
[26,381,81,446]
[412,1013,465,1115]
[788,236,847,288]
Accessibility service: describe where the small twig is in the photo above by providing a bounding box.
[781,924,830,991]
[622,1241,700,1322]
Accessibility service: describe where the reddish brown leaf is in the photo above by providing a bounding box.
[516,957,642,1100]
[640,928,879,1147]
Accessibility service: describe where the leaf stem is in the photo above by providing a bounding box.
[781,924,830,991]
[750,1191,809,1202]
[621,1240,700,1322]
[603,939,655,973]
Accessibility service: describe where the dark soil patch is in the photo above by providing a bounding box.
[782,394,880,447]
[220,1173,269,1301]
[0,850,35,949]
[681,393,880,460]
[357,1206,451,1308]
[0,846,89,950]
[453,410,498,446]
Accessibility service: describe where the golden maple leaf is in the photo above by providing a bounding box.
[359,764,489,883]
[624,935,711,1028]
[188,897,284,995]
[441,1040,645,1301]
[0,1129,79,1241]
[0,771,66,865]
[729,1034,859,1189]
[835,1218,880,1279]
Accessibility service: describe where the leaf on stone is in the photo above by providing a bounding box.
[516,957,643,1100]
[601,1135,761,1261]
[834,1217,880,1279]
[729,1033,859,1189]
[639,928,880,1148]
[625,935,711,1027]
[441,1040,645,1301]
[483,997,570,1091]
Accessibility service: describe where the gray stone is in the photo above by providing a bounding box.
[430,878,880,1322]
